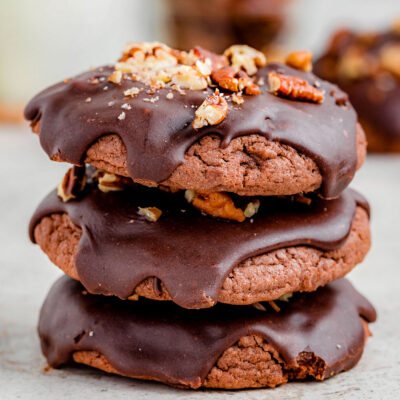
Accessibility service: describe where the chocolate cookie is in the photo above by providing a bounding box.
[39,276,376,389]
[315,24,400,152]
[30,169,371,309]
[25,42,366,199]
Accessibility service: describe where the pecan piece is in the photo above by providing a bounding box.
[268,71,324,103]
[192,92,228,130]
[138,206,162,222]
[94,171,131,193]
[224,45,266,76]
[108,70,122,84]
[192,46,229,72]
[285,50,313,72]
[192,192,245,222]
[211,67,261,95]
[171,65,208,90]
[57,166,86,202]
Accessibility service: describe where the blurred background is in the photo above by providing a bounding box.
[1,0,400,115]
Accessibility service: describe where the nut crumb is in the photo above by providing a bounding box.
[118,111,126,120]
[57,166,86,203]
[268,300,281,312]
[108,70,122,84]
[85,97,92,103]
[166,92,174,100]
[96,171,127,192]
[192,192,245,222]
[232,94,244,104]
[124,87,140,97]
[193,92,228,130]
[184,189,196,203]
[138,206,162,222]
[244,200,260,218]
[121,103,132,110]
[252,302,267,311]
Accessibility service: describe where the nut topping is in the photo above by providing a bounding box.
[95,171,130,193]
[192,192,245,222]
[192,92,229,130]
[268,71,324,103]
[224,45,267,76]
[57,166,86,203]
[243,200,261,218]
[170,65,208,90]
[191,46,229,71]
[124,87,140,97]
[108,70,122,84]
[285,51,313,72]
[138,206,162,222]
[211,67,261,95]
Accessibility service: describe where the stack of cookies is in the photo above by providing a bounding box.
[26,42,376,390]
[315,21,400,152]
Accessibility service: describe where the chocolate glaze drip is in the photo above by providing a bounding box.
[39,276,376,389]
[29,176,369,309]
[315,30,400,140]
[24,63,358,199]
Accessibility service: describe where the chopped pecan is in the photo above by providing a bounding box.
[268,71,324,103]
[95,171,130,192]
[192,192,245,222]
[243,200,260,218]
[57,166,86,202]
[184,189,196,203]
[224,45,266,76]
[192,46,229,72]
[171,65,208,90]
[232,94,244,105]
[252,302,267,311]
[192,92,228,130]
[285,51,313,72]
[211,67,261,95]
[268,301,281,312]
[124,87,140,97]
[138,206,162,222]
[108,70,122,84]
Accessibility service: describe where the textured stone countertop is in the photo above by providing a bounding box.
[0,125,399,399]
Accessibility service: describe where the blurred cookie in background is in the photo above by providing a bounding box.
[164,0,291,54]
[315,21,400,152]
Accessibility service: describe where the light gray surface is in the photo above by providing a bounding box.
[0,126,399,399]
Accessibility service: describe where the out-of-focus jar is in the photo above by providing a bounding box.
[164,0,291,53]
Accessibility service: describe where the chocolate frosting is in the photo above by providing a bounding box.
[29,175,369,309]
[315,30,400,141]
[24,63,358,198]
[39,276,376,388]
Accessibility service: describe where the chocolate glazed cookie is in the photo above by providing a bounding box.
[315,25,400,152]
[25,43,366,199]
[39,276,376,389]
[30,172,371,309]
